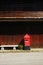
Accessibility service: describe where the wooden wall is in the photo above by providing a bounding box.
[0,11,43,18]
[0,11,43,48]
[0,34,43,48]
[31,34,43,48]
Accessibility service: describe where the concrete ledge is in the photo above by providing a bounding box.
[31,48,43,52]
[0,48,43,53]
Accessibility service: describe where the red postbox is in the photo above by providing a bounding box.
[24,34,30,50]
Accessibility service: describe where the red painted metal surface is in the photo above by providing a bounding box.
[24,34,30,46]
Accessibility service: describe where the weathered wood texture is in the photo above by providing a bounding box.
[0,11,43,18]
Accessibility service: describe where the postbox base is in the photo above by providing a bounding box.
[23,46,30,50]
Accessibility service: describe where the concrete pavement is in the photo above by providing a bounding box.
[0,52,43,65]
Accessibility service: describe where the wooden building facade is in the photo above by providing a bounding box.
[0,11,43,48]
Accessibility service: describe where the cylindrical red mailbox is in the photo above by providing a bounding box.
[24,34,30,50]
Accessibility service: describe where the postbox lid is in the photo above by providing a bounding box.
[24,34,30,39]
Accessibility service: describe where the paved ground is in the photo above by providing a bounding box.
[0,52,43,65]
